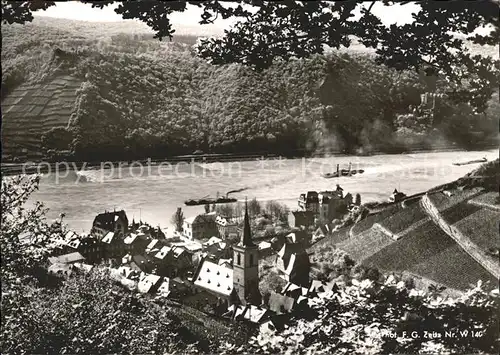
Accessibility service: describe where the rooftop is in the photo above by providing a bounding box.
[194,260,233,297]
[146,239,161,254]
[155,246,172,260]
[203,236,223,247]
[124,233,139,245]
[172,246,185,258]
[185,213,217,225]
[215,215,237,226]
[138,273,162,293]
[227,304,268,323]
[101,231,115,244]
[48,252,85,264]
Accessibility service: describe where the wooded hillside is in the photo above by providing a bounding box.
[2,18,499,161]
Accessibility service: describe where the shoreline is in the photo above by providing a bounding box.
[1,146,496,176]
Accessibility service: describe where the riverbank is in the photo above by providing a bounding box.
[0,145,491,176]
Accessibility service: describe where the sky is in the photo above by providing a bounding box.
[33,1,421,35]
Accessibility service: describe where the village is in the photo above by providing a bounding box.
[46,184,404,333]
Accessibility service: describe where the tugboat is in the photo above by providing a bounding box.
[184,192,237,206]
[322,163,364,178]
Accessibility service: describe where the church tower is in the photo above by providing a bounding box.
[232,199,261,305]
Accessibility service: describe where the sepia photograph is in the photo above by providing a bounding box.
[1,1,499,354]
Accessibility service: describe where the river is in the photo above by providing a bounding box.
[30,149,498,233]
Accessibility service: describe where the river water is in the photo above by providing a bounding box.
[30,149,498,233]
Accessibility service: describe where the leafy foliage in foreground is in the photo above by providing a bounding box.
[222,277,499,355]
[1,270,208,354]
[1,175,52,285]
[0,176,244,354]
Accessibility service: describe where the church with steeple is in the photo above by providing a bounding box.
[192,199,261,307]
[232,199,261,305]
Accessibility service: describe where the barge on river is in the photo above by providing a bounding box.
[184,192,238,206]
[452,157,487,166]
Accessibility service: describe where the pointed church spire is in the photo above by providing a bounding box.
[241,198,255,247]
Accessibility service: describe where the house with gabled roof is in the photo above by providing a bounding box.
[280,282,310,300]
[137,273,163,294]
[224,304,269,324]
[130,254,156,274]
[312,224,329,242]
[155,245,172,261]
[54,232,103,264]
[183,212,218,240]
[116,265,140,280]
[288,210,315,230]
[91,210,128,238]
[158,277,189,298]
[149,244,192,278]
[158,280,172,297]
[298,191,319,213]
[145,239,167,256]
[276,241,310,287]
[285,230,309,248]
[101,231,125,259]
[124,232,151,255]
[215,215,239,239]
[202,236,231,260]
[193,260,234,298]
[298,185,355,224]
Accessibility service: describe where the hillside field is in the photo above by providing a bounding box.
[362,219,497,291]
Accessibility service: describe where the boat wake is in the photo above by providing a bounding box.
[75,170,102,183]
[192,162,223,172]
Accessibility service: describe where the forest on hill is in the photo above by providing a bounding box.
[2,18,499,161]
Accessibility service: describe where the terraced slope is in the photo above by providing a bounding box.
[469,192,500,211]
[335,227,394,262]
[362,220,497,290]
[378,202,427,236]
[453,209,500,260]
[308,227,351,251]
[440,201,482,225]
[422,192,500,280]
[1,74,82,158]
[350,204,401,236]
[426,188,483,212]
